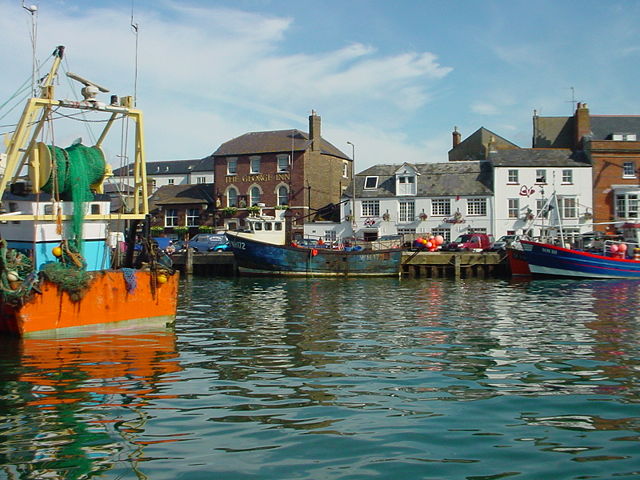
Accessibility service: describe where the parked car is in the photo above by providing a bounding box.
[184,234,230,252]
[442,233,494,252]
[490,234,530,251]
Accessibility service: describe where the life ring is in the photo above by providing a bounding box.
[311,249,318,257]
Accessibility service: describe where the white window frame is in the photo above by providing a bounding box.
[186,208,200,226]
[562,169,573,184]
[361,200,380,217]
[623,162,636,178]
[165,208,178,227]
[250,186,262,206]
[227,187,238,207]
[277,154,290,173]
[559,197,577,219]
[364,176,378,189]
[508,198,520,218]
[507,169,518,184]
[535,169,547,184]
[467,197,487,216]
[399,200,415,222]
[250,156,261,174]
[431,198,451,216]
[277,185,289,206]
[396,175,416,196]
[616,192,640,219]
[227,157,238,175]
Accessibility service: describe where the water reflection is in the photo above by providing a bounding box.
[0,330,181,479]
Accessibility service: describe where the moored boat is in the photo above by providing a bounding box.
[0,46,178,336]
[520,239,640,279]
[226,231,402,276]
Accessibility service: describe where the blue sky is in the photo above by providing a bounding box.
[1,0,639,171]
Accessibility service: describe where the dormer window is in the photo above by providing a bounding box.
[396,175,416,196]
[612,133,637,141]
[364,176,378,189]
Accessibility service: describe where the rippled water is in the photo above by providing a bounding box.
[0,277,639,479]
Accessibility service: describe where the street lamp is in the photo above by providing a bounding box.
[347,142,356,227]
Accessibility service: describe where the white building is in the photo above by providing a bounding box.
[111,157,214,192]
[490,149,593,240]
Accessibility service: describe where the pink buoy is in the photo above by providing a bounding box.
[619,243,628,253]
[610,244,619,254]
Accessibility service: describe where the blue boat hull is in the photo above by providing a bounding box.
[521,240,640,279]
[226,233,402,276]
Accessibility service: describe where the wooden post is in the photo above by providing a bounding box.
[185,246,193,275]
[454,254,461,279]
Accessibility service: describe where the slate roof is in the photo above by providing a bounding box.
[449,127,519,161]
[148,184,215,211]
[351,161,494,198]
[590,116,640,140]
[213,129,349,159]
[489,149,590,167]
[112,159,206,176]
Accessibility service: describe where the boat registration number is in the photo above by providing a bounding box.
[230,240,246,250]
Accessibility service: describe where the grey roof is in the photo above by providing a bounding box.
[590,116,640,139]
[448,127,520,161]
[489,148,590,167]
[112,159,206,176]
[149,184,215,210]
[213,129,349,159]
[352,161,494,198]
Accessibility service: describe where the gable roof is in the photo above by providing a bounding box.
[352,161,493,198]
[489,148,590,167]
[533,113,640,147]
[448,127,520,161]
[213,129,349,159]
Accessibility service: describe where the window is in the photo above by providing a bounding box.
[616,193,639,219]
[250,156,261,174]
[361,200,380,217]
[227,187,238,207]
[559,197,577,219]
[227,157,237,175]
[467,198,487,216]
[562,169,573,184]
[431,198,451,216]
[432,228,450,243]
[364,176,378,189]
[151,179,157,190]
[343,162,349,178]
[166,178,174,185]
[186,208,200,226]
[623,162,636,178]
[508,169,518,183]
[277,186,289,206]
[536,198,547,217]
[250,186,261,206]
[90,204,101,214]
[197,176,206,184]
[613,133,637,141]
[508,198,520,218]
[165,208,178,227]
[399,201,415,222]
[397,175,416,195]
[277,155,290,173]
[535,169,547,183]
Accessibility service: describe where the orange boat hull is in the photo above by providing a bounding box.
[0,270,179,336]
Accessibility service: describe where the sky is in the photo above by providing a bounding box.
[1,0,639,172]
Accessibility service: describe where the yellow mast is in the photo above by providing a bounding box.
[0,46,150,220]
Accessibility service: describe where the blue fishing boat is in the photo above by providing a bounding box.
[520,240,640,279]
[226,232,402,276]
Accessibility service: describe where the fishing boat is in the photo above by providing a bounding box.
[226,212,402,276]
[0,46,178,336]
[520,239,640,279]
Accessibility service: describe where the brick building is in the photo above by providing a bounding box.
[534,103,640,232]
[209,112,351,235]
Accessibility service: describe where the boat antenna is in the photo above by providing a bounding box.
[22,1,39,96]
[130,0,139,105]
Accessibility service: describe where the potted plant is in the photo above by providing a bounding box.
[150,226,164,236]
[174,226,189,240]
[198,225,214,233]
[247,205,261,215]
[221,207,237,217]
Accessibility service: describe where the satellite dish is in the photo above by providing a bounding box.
[66,72,110,101]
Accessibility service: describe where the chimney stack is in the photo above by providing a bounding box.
[309,110,321,152]
[452,126,461,147]
[574,102,591,148]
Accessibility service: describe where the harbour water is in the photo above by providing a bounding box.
[1,276,639,479]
